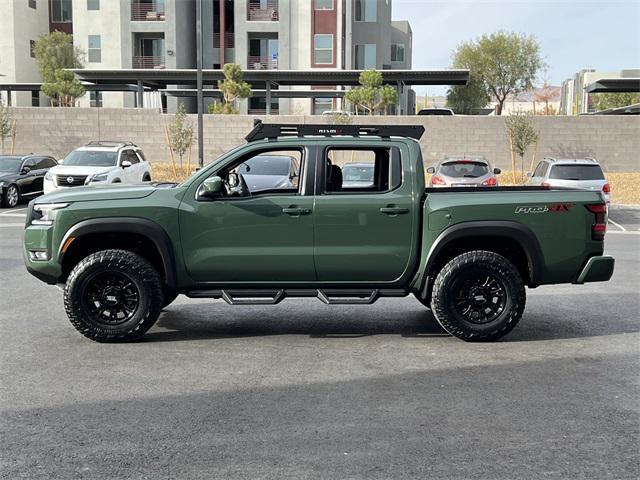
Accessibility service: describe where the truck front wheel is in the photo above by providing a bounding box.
[63,249,163,342]
[431,250,525,342]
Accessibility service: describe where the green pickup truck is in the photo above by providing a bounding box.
[23,123,614,343]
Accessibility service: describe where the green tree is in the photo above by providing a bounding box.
[446,77,490,114]
[168,104,194,167]
[0,101,15,154]
[450,31,544,115]
[209,63,252,114]
[591,92,640,112]
[345,70,398,115]
[505,112,539,182]
[34,31,86,106]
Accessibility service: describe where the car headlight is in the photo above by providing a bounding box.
[44,171,53,181]
[31,203,69,226]
[86,172,109,183]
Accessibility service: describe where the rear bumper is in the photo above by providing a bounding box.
[574,255,615,284]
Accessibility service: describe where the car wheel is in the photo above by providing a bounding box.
[64,249,163,342]
[2,184,19,208]
[430,250,525,342]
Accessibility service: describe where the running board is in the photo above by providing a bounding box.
[186,288,408,305]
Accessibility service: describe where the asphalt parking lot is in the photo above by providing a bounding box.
[1,205,639,479]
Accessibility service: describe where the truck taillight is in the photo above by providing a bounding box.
[482,177,497,186]
[602,183,611,194]
[586,204,607,241]
[431,175,446,186]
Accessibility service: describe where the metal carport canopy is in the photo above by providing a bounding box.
[72,69,470,87]
[586,78,640,93]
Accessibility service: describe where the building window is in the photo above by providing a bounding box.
[90,91,103,107]
[314,0,333,9]
[354,44,376,69]
[313,98,333,115]
[30,40,36,58]
[314,34,333,65]
[391,44,404,62]
[51,0,73,22]
[88,35,101,63]
[29,0,36,9]
[87,0,100,10]
[31,90,40,107]
[354,0,376,21]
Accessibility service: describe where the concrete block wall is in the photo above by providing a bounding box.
[5,108,640,172]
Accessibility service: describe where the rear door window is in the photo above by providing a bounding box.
[549,165,604,180]
[323,147,401,194]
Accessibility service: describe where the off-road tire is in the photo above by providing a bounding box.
[64,249,163,342]
[431,250,525,342]
[2,184,19,208]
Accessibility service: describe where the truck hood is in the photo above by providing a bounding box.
[49,165,116,176]
[35,183,157,203]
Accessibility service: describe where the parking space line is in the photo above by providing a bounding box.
[0,223,25,227]
[0,208,27,216]
[608,219,627,232]
[607,230,640,235]
[0,213,27,218]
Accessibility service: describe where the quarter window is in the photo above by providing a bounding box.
[314,34,333,64]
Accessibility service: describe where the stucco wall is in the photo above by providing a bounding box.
[5,108,640,172]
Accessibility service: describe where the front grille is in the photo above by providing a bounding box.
[56,175,87,187]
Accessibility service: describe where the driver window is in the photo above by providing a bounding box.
[225,149,303,195]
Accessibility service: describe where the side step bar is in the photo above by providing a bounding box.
[186,288,408,305]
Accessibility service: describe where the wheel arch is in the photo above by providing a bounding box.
[418,221,544,301]
[58,217,177,289]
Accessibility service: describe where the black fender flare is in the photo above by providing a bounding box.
[59,217,177,289]
[425,220,544,287]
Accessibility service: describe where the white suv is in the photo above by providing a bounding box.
[44,141,151,194]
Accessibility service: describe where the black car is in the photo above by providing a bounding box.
[0,155,58,208]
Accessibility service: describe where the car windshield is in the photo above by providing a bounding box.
[343,164,374,182]
[62,150,117,167]
[0,157,23,172]
[238,156,292,176]
[549,165,605,181]
[440,161,489,178]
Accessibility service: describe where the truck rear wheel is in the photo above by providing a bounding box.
[63,249,163,342]
[431,250,525,342]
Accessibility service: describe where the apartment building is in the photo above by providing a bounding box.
[1,0,413,113]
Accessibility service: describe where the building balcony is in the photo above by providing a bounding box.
[133,55,165,69]
[131,1,165,21]
[247,0,279,21]
[247,55,278,70]
[213,33,235,48]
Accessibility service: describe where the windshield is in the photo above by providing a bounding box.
[549,165,605,180]
[0,157,23,173]
[63,150,117,167]
[238,156,292,176]
[343,164,374,182]
[439,161,489,178]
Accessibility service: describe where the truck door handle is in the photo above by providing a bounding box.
[282,207,312,216]
[380,206,409,215]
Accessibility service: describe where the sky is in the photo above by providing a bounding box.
[392,0,640,96]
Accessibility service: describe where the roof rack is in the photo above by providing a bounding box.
[245,120,425,142]
[85,140,137,148]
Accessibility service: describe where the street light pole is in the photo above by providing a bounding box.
[196,0,204,168]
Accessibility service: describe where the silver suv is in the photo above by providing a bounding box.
[526,158,610,203]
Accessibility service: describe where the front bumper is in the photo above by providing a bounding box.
[574,255,615,284]
[23,224,63,285]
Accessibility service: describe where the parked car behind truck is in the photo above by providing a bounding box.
[24,123,614,343]
[427,156,501,187]
[0,154,58,208]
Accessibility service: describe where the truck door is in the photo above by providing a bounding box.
[313,144,415,283]
[179,146,316,283]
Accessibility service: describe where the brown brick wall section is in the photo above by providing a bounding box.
[5,108,640,172]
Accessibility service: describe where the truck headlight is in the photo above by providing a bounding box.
[31,203,69,226]
[86,172,109,183]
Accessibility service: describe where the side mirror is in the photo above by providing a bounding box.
[121,160,132,169]
[21,166,31,174]
[199,176,223,198]
[426,166,435,174]
[493,168,502,175]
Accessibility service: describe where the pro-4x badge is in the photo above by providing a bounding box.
[515,204,574,214]
[515,206,548,214]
